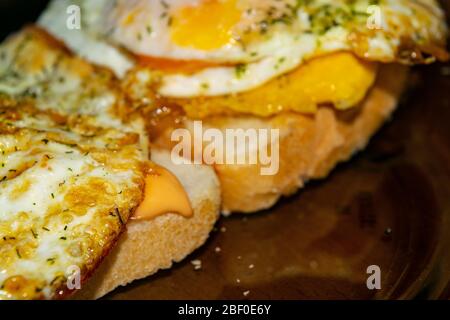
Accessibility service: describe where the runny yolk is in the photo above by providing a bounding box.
[132,164,193,220]
[170,0,241,50]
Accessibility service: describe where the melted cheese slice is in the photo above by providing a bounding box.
[168,52,378,118]
[0,28,147,300]
[133,164,193,220]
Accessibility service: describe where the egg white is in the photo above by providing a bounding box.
[0,29,147,300]
[39,0,447,97]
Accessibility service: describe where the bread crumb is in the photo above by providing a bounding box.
[220,227,227,233]
[221,209,231,217]
[237,255,242,260]
[191,259,202,270]
[243,290,250,296]
[215,247,221,253]
[236,278,241,284]
[249,264,254,269]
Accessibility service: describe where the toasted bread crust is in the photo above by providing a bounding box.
[74,150,221,299]
[73,64,407,299]
[218,64,409,213]
[152,64,409,213]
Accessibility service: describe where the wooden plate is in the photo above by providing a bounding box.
[1,0,449,300]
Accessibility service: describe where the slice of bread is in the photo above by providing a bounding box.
[152,64,409,213]
[73,149,221,299]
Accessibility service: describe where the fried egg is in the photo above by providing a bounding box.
[0,28,147,300]
[39,0,448,99]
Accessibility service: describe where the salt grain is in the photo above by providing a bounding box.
[191,259,202,270]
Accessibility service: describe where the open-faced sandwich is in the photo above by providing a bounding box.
[0,27,220,300]
[40,0,449,213]
[0,0,448,300]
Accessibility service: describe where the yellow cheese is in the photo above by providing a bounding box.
[173,52,378,118]
[132,164,193,221]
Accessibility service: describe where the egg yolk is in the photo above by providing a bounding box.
[170,0,241,51]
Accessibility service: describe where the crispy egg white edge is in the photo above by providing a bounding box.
[0,119,142,299]
[0,30,147,299]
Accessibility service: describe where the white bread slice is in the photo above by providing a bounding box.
[152,64,409,213]
[73,149,221,299]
